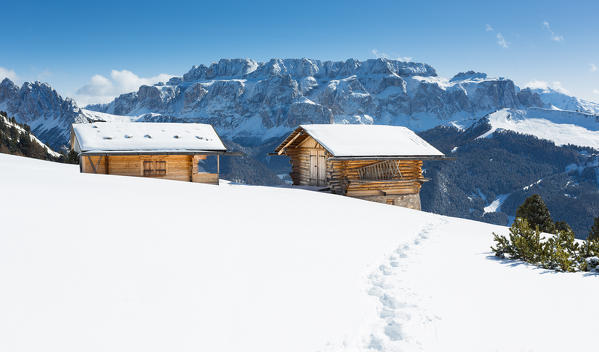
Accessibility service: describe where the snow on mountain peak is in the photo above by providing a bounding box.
[450,71,488,82]
[177,58,437,84]
[524,83,599,115]
[182,58,260,82]
[525,80,570,95]
[84,58,549,140]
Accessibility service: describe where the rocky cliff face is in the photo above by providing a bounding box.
[0,78,85,150]
[88,59,553,141]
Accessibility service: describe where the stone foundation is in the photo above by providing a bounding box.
[353,193,421,210]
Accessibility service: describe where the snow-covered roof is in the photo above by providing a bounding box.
[275,124,444,158]
[72,122,227,153]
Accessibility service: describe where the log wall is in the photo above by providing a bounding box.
[328,159,424,197]
[286,137,328,186]
[80,154,219,184]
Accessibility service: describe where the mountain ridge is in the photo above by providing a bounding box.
[2,58,599,150]
[85,58,555,141]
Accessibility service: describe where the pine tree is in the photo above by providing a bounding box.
[555,221,572,233]
[515,194,555,233]
[589,217,599,241]
[65,149,79,164]
[18,131,32,155]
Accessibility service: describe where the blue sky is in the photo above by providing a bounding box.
[1,0,598,105]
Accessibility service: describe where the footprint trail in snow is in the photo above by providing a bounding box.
[366,219,448,351]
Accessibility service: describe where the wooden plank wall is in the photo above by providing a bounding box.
[192,173,219,184]
[287,148,310,185]
[286,139,328,186]
[81,155,108,174]
[328,159,424,196]
[81,154,194,182]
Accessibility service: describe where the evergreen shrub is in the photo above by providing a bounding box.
[492,218,599,272]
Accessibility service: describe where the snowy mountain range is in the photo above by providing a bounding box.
[2,58,599,151]
[86,58,599,142]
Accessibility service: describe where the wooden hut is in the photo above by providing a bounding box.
[70,122,230,184]
[272,124,446,210]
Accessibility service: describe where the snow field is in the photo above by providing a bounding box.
[1,153,599,352]
[0,154,427,352]
[368,218,599,351]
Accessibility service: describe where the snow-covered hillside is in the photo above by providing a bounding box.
[1,114,60,157]
[1,153,598,352]
[527,84,599,114]
[477,108,599,149]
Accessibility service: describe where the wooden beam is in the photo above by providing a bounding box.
[86,155,97,174]
[277,130,303,155]
[94,155,104,173]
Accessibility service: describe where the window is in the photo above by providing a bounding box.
[143,160,166,176]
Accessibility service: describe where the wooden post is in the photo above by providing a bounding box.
[191,154,199,182]
[217,155,220,185]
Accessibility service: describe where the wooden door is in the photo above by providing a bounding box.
[309,150,318,185]
[317,150,326,186]
[310,150,327,186]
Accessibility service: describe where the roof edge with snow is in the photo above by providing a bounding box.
[274,124,445,158]
[71,122,228,154]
